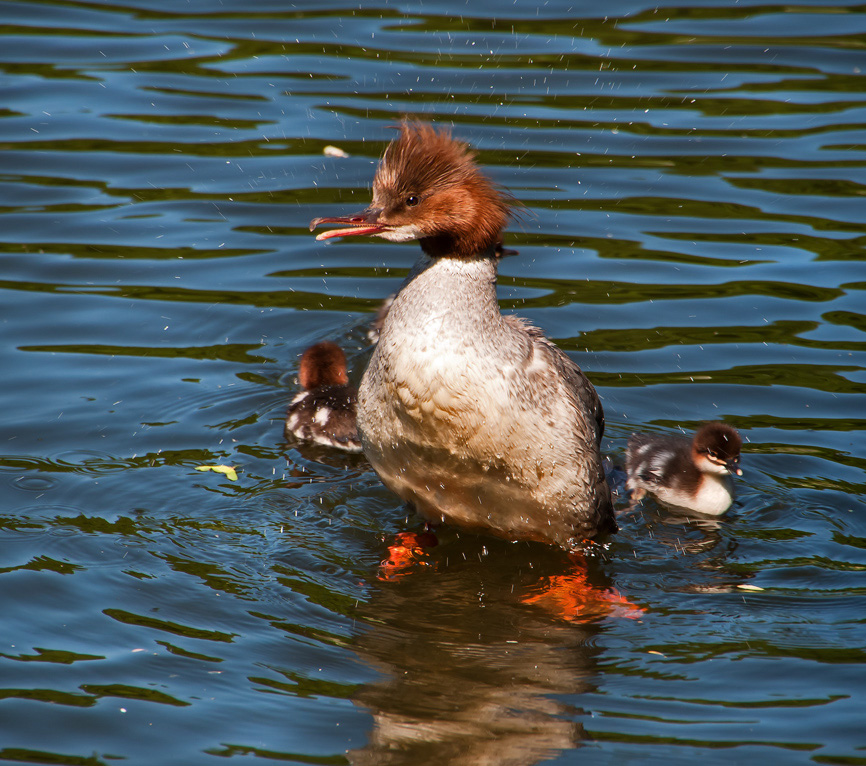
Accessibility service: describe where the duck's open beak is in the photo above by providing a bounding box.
[728,458,743,477]
[310,209,385,241]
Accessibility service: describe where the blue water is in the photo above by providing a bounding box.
[1,1,865,764]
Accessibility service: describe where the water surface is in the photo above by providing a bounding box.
[1,1,865,764]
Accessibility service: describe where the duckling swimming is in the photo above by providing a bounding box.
[625,422,742,515]
[285,341,361,453]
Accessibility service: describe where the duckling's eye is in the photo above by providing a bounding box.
[405,195,420,207]
[706,450,718,459]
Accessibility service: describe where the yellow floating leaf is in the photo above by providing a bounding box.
[195,465,238,481]
[737,584,764,592]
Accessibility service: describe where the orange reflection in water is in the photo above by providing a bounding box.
[522,552,645,622]
[379,532,644,623]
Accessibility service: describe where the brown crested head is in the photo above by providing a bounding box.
[373,121,513,257]
[298,341,349,390]
[692,422,743,475]
[310,121,514,258]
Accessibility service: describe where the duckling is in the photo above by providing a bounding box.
[285,342,361,453]
[626,422,742,515]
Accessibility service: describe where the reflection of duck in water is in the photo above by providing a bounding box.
[284,342,361,453]
[625,422,742,515]
[311,121,615,548]
[348,539,634,766]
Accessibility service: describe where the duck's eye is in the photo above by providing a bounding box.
[706,450,718,460]
[405,195,420,207]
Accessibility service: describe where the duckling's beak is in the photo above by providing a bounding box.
[310,208,385,240]
[728,458,743,477]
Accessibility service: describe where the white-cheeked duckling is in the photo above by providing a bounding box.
[285,342,362,453]
[310,121,615,547]
[625,422,743,515]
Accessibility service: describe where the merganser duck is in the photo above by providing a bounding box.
[625,422,742,515]
[310,121,615,547]
[285,341,361,452]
